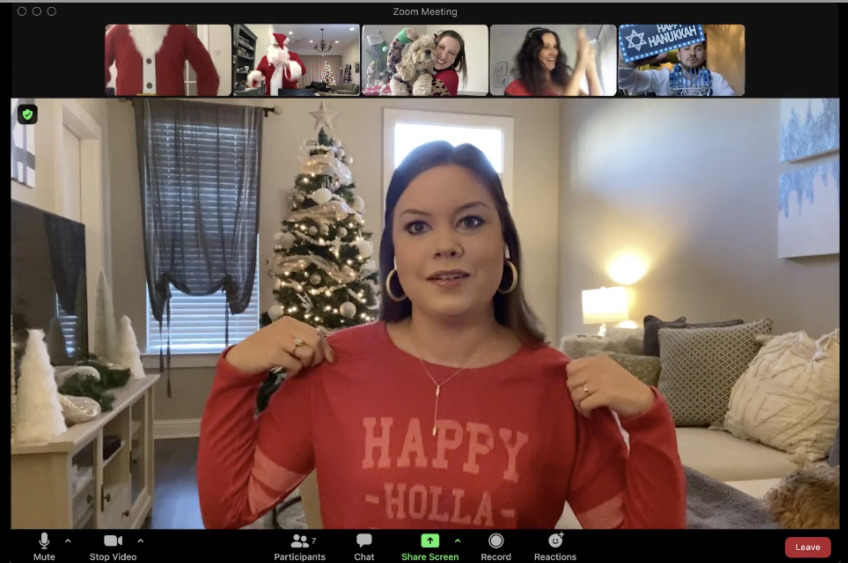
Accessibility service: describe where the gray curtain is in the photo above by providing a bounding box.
[134,99,262,394]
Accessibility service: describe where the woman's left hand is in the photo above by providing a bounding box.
[566,355,656,419]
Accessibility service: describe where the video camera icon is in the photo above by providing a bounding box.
[104,535,123,547]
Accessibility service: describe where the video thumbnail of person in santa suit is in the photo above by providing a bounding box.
[247,33,306,95]
[105,24,220,96]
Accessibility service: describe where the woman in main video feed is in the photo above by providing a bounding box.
[504,27,602,96]
[197,141,686,530]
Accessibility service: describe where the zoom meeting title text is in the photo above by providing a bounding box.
[393,7,459,17]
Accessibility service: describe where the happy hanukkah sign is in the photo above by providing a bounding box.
[619,24,706,63]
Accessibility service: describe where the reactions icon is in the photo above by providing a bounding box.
[548,533,564,548]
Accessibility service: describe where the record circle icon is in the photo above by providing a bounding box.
[488,533,504,549]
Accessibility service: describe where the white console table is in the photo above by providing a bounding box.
[12,374,159,529]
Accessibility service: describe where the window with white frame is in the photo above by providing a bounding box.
[146,256,260,354]
[382,109,514,211]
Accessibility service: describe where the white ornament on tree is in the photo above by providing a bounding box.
[351,196,365,213]
[308,226,318,236]
[311,187,333,205]
[14,329,67,443]
[116,316,145,380]
[268,304,285,321]
[340,302,357,318]
[338,227,348,238]
[94,270,118,363]
[278,232,295,250]
[355,240,373,258]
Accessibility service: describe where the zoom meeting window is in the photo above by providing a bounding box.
[7,4,842,563]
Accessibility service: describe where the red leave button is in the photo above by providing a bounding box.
[785,537,831,558]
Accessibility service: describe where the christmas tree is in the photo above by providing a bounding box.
[321,60,336,86]
[259,102,380,410]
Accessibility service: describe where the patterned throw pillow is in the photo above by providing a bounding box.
[585,350,662,387]
[657,319,774,427]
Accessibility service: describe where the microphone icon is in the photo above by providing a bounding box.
[39,532,50,550]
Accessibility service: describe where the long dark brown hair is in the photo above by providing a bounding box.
[379,141,546,347]
[435,30,468,89]
[516,27,571,95]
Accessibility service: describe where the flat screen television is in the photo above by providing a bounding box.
[11,200,89,373]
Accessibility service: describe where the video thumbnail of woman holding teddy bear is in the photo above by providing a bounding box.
[361,25,489,96]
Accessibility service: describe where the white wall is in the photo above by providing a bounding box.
[247,24,274,69]
[489,25,604,95]
[198,25,233,96]
[361,25,490,95]
[557,98,840,339]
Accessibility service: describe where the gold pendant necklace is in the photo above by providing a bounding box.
[409,329,469,437]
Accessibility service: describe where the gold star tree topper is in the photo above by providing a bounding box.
[309,101,338,132]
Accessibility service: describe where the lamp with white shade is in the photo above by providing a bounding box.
[581,286,629,337]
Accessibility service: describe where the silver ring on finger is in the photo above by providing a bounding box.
[293,337,305,351]
[583,383,591,396]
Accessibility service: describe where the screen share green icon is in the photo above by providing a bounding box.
[421,533,440,548]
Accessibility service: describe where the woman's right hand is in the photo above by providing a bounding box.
[224,316,335,377]
[575,28,595,70]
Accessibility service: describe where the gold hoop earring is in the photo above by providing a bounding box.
[497,260,518,294]
[385,269,408,302]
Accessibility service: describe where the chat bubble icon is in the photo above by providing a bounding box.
[356,533,373,548]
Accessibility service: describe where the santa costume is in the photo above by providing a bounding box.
[248,33,306,95]
[105,24,220,96]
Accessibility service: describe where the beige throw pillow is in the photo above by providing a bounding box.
[724,329,840,462]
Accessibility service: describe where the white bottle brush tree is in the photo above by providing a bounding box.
[14,329,67,443]
[116,316,145,380]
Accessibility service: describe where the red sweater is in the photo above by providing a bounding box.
[504,79,561,97]
[105,25,220,96]
[435,69,459,96]
[197,322,686,529]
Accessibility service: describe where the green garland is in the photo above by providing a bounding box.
[57,358,132,412]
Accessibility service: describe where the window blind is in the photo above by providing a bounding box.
[144,120,260,354]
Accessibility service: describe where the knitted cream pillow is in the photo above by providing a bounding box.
[724,329,840,462]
